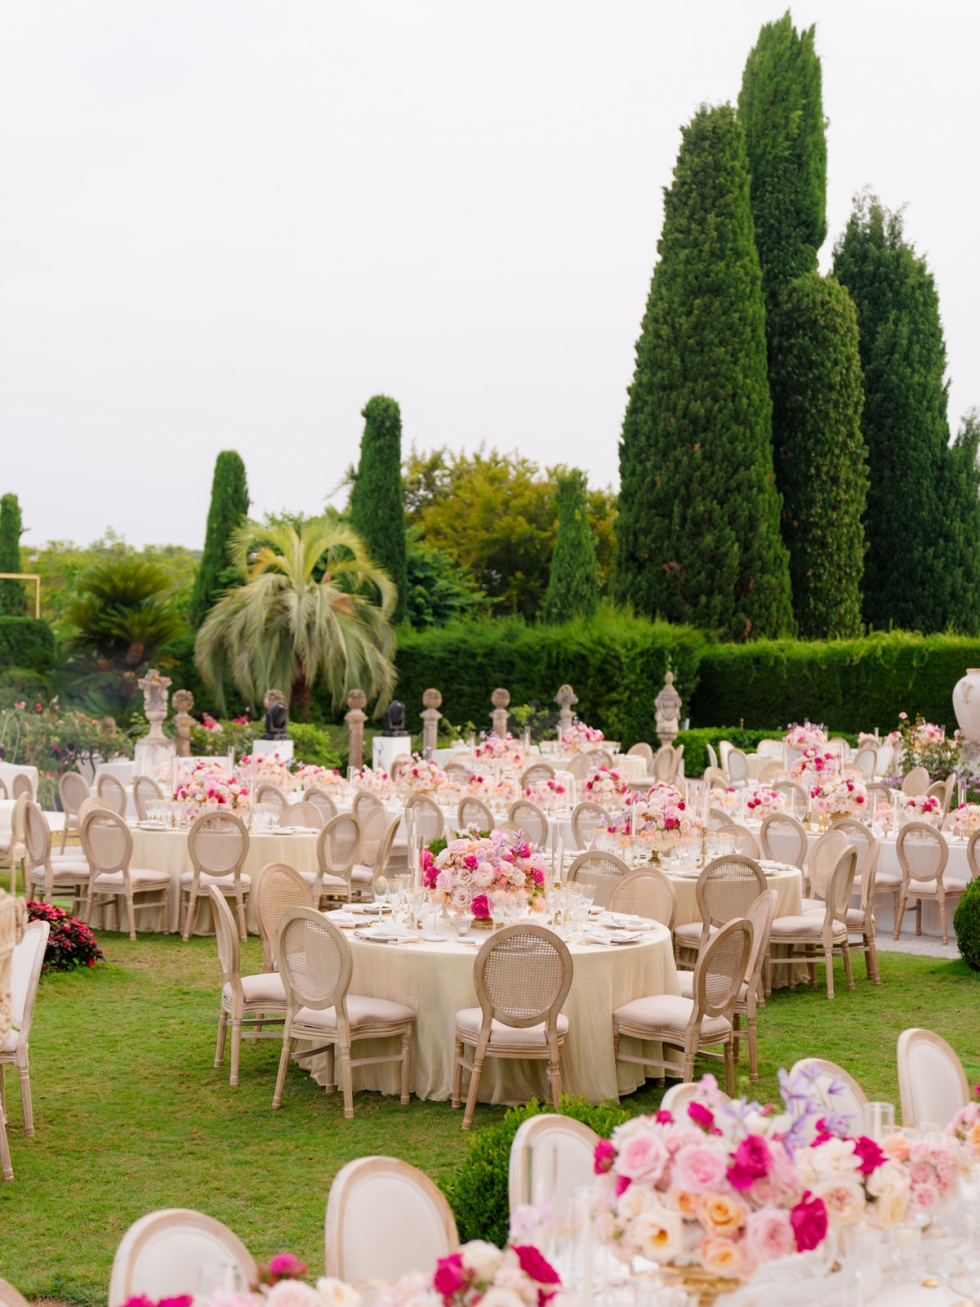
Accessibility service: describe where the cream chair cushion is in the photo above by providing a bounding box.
[223,973,287,1006]
[612,994,731,1040]
[906,877,967,895]
[94,868,171,888]
[769,914,844,937]
[292,995,415,1032]
[673,922,719,948]
[179,870,251,888]
[454,1008,569,1048]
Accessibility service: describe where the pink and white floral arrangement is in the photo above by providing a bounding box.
[790,750,840,780]
[397,754,449,794]
[592,1071,829,1282]
[350,766,393,798]
[612,784,703,852]
[120,1251,362,1307]
[947,1084,980,1161]
[900,793,942,821]
[422,829,547,918]
[808,774,867,819]
[712,788,740,811]
[877,1134,958,1212]
[174,759,250,810]
[949,803,980,835]
[239,752,293,790]
[292,763,347,794]
[784,723,828,751]
[745,789,787,815]
[582,767,627,811]
[524,777,570,812]
[474,732,526,771]
[560,719,605,754]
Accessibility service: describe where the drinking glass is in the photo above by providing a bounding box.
[374,876,389,913]
[862,1101,895,1140]
[454,910,472,939]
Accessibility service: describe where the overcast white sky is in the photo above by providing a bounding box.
[1,1,977,551]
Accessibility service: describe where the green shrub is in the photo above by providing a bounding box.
[0,617,55,672]
[287,723,343,770]
[396,612,706,749]
[954,881,980,971]
[442,1096,628,1246]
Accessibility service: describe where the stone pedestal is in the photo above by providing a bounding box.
[655,671,682,747]
[490,688,510,738]
[373,735,412,775]
[421,688,443,759]
[135,669,176,784]
[346,689,368,770]
[555,684,578,738]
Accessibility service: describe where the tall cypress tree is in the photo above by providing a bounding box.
[614,104,795,640]
[769,273,867,637]
[0,494,27,616]
[189,452,250,625]
[349,395,407,623]
[543,470,600,624]
[834,195,980,632]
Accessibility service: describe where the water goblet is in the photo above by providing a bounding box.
[374,876,389,914]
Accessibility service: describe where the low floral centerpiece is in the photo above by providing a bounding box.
[611,784,703,857]
[524,776,570,812]
[398,754,449,795]
[745,789,787,816]
[784,723,828,751]
[582,766,627,811]
[790,750,839,780]
[239,752,293,790]
[947,1084,980,1161]
[808,774,867,822]
[592,1071,829,1291]
[474,732,526,772]
[950,803,980,836]
[293,763,347,794]
[174,759,250,811]
[712,787,739,811]
[900,793,942,824]
[560,719,605,754]
[350,766,393,798]
[422,829,547,920]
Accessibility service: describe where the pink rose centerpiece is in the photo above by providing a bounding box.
[877,1134,959,1212]
[593,1072,830,1284]
[784,723,828,752]
[950,803,980,836]
[350,766,393,799]
[947,1084,980,1161]
[398,754,449,795]
[374,1229,573,1307]
[239,752,293,789]
[745,789,787,816]
[611,784,704,854]
[524,777,570,813]
[582,766,628,811]
[809,774,867,821]
[900,793,942,823]
[474,732,526,772]
[292,763,347,794]
[174,759,250,811]
[422,829,547,918]
[712,787,739,811]
[791,750,840,780]
[560,719,605,754]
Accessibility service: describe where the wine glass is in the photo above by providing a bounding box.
[374,876,389,914]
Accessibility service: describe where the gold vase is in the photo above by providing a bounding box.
[659,1266,742,1306]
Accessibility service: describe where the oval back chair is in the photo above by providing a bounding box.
[606,867,677,930]
[520,763,555,790]
[570,800,609,850]
[80,807,171,940]
[759,812,808,869]
[132,775,164,821]
[895,820,962,945]
[304,788,338,824]
[58,770,93,851]
[627,742,654,774]
[97,773,127,815]
[183,811,251,942]
[897,1027,970,1129]
[566,850,630,907]
[253,862,313,970]
[313,812,361,905]
[405,793,445,844]
[109,1208,256,1307]
[278,800,325,830]
[507,800,549,848]
[255,784,287,810]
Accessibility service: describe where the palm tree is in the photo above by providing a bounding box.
[194,517,397,717]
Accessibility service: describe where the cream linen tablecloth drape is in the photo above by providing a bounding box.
[302,924,679,1104]
[89,827,319,934]
[666,864,802,927]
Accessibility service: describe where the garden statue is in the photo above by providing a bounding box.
[346,689,368,769]
[421,688,442,759]
[953,668,980,769]
[383,700,406,736]
[554,684,578,738]
[490,687,510,738]
[173,689,194,758]
[135,668,175,781]
[655,670,682,747]
[263,690,289,740]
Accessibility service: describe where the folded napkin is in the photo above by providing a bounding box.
[326,911,357,926]
[606,913,652,930]
[584,930,643,946]
[354,927,412,944]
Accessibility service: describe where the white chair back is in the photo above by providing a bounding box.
[508,1115,598,1225]
[661,1081,733,1115]
[108,1208,256,1307]
[726,749,749,785]
[10,920,48,1030]
[789,1058,868,1137]
[897,1028,970,1129]
[756,739,784,760]
[902,767,930,797]
[0,1277,29,1307]
[853,747,877,777]
[325,1156,458,1284]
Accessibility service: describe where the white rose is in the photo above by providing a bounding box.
[630,1202,684,1264]
[479,1289,523,1307]
[316,1278,361,1307]
[617,1184,649,1221]
[811,1176,867,1225]
[866,1160,911,1227]
[461,1240,504,1283]
[811,1138,862,1177]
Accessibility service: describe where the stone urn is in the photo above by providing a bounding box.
[953,669,980,741]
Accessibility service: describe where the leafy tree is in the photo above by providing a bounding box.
[195,517,396,718]
[833,195,980,632]
[404,446,616,620]
[349,396,408,624]
[614,104,795,640]
[543,470,600,624]
[189,452,250,625]
[769,272,868,637]
[738,12,826,317]
[405,527,490,628]
[0,494,27,616]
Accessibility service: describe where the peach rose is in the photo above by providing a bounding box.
[665,1188,700,1218]
[699,1236,756,1281]
[697,1193,747,1237]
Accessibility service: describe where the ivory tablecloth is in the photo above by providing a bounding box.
[303,923,679,1104]
[666,864,803,927]
[93,827,320,934]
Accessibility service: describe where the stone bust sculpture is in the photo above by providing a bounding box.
[263,689,289,741]
[383,700,406,736]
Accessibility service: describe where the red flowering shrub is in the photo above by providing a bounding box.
[26,901,105,971]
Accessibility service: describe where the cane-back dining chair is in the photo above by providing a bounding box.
[613,918,754,1094]
[853,746,878,777]
[897,1027,971,1129]
[253,862,313,971]
[11,775,31,801]
[350,812,400,898]
[968,828,980,883]
[182,811,251,941]
[759,812,808,870]
[96,773,128,815]
[507,799,549,847]
[58,770,92,852]
[272,908,415,1117]
[714,823,761,859]
[0,919,49,1138]
[0,793,28,894]
[0,1277,29,1307]
[278,800,325,830]
[457,796,495,834]
[757,761,782,785]
[108,1208,256,1307]
[773,781,809,821]
[24,800,89,909]
[672,855,767,964]
[306,813,361,906]
[894,821,964,946]
[81,807,171,940]
[405,793,445,843]
[325,1157,458,1284]
[520,763,555,790]
[826,819,882,984]
[627,742,654,774]
[564,754,589,782]
[452,923,573,1129]
[444,762,472,785]
[768,846,857,999]
[255,783,287,810]
[566,850,630,907]
[304,788,338,824]
[901,767,930,797]
[508,1115,599,1225]
[804,829,849,904]
[132,775,164,821]
[210,885,286,1085]
[651,747,674,782]
[570,801,609,850]
[352,790,384,821]
[606,867,677,930]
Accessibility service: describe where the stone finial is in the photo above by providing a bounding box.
[490,687,510,738]
[420,687,443,759]
[263,689,286,711]
[172,689,195,758]
[554,684,578,737]
[138,669,172,739]
[172,689,194,713]
[345,688,368,769]
[654,670,682,747]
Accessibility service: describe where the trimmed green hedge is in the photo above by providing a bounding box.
[395,612,705,746]
[0,617,55,672]
[693,632,978,731]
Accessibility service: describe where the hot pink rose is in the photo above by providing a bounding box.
[513,1245,560,1285]
[433,1253,465,1299]
[471,894,489,918]
[852,1136,886,1174]
[616,1129,669,1183]
[727,1136,772,1191]
[594,1139,616,1174]
[791,1191,828,1252]
[687,1102,715,1131]
[671,1143,728,1193]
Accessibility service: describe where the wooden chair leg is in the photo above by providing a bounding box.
[841,940,854,991]
[748,1013,758,1082]
[230,1018,242,1086]
[400,1029,411,1105]
[723,1039,735,1095]
[940,901,948,947]
[18,1062,33,1137]
[215,1010,228,1068]
[547,1049,562,1111]
[893,893,907,940]
[182,888,197,942]
[868,934,881,985]
[322,1044,335,1093]
[915,898,922,937]
[272,1020,293,1108]
[126,894,137,942]
[162,884,171,936]
[235,891,247,942]
[732,1011,741,1064]
[462,1047,487,1130]
[451,1037,464,1108]
[824,941,835,1000]
[0,1103,12,1181]
[339,1040,354,1119]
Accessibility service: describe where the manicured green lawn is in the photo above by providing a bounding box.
[0,931,977,1304]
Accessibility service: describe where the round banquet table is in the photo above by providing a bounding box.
[666,863,803,927]
[91,826,319,934]
[301,922,680,1105]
